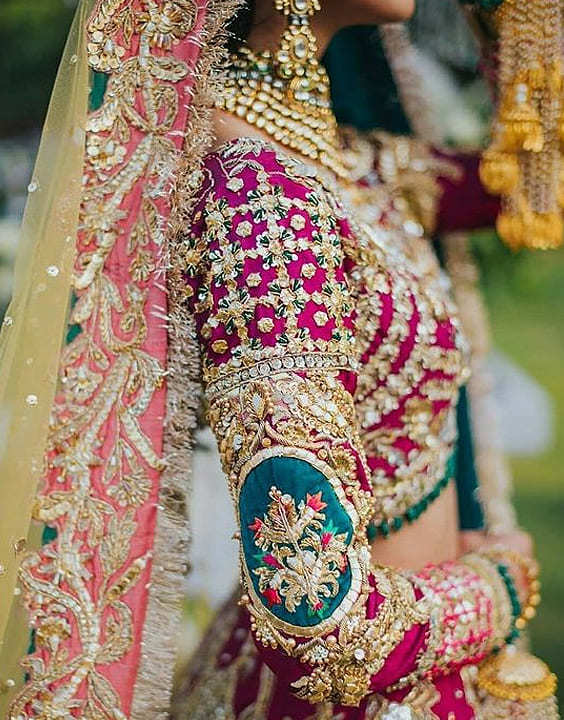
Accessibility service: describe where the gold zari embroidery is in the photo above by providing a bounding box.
[208,369,429,705]
[366,682,441,720]
[11,3,197,718]
[187,137,480,707]
[170,130,527,713]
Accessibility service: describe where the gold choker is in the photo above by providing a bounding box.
[216,4,352,182]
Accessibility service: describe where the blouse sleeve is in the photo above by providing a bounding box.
[371,133,500,236]
[182,146,513,707]
[434,149,501,235]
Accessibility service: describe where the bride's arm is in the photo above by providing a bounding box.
[183,144,521,706]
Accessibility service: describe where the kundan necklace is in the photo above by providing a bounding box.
[216,0,353,182]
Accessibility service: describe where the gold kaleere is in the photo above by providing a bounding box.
[477,647,559,719]
[473,551,560,719]
[479,0,564,250]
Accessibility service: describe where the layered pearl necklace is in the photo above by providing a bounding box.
[216,7,353,183]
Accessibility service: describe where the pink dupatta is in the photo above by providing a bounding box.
[7,2,240,718]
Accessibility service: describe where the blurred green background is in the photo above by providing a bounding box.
[0,0,562,708]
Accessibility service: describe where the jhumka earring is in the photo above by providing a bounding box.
[218,0,352,181]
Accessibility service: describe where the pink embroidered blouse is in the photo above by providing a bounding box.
[175,136,512,720]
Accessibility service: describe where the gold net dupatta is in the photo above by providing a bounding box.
[0,0,93,709]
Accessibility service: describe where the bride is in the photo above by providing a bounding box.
[0,1,559,719]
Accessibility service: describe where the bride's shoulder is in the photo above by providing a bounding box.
[192,136,346,218]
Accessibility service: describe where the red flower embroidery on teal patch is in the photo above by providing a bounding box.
[321,532,333,548]
[306,492,327,512]
[263,588,282,607]
[263,553,283,569]
[249,518,263,536]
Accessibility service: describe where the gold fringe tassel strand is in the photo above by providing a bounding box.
[479,0,564,251]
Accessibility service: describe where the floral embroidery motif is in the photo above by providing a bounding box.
[211,372,371,641]
[249,485,349,618]
[11,2,200,718]
[183,138,360,399]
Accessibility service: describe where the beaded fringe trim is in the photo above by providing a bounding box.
[367,452,456,540]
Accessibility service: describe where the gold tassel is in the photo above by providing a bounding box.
[477,647,560,719]
[497,207,564,251]
[558,169,564,209]
[479,0,564,251]
[559,115,564,152]
[498,81,544,153]
[499,105,543,154]
[480,148,520,194]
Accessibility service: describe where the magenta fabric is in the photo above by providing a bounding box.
[177,139,502,719]
[187,596,480,719]
[435,149,501,235]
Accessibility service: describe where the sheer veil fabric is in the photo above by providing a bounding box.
[0,1,94,710]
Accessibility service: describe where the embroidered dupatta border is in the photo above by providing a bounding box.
[133,1,243,717]
[9,2,242,719]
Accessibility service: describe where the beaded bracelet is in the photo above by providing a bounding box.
[496,563,522,645]
[489,551,542,646]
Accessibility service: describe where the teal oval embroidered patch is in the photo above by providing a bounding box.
[239,455,354,628]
